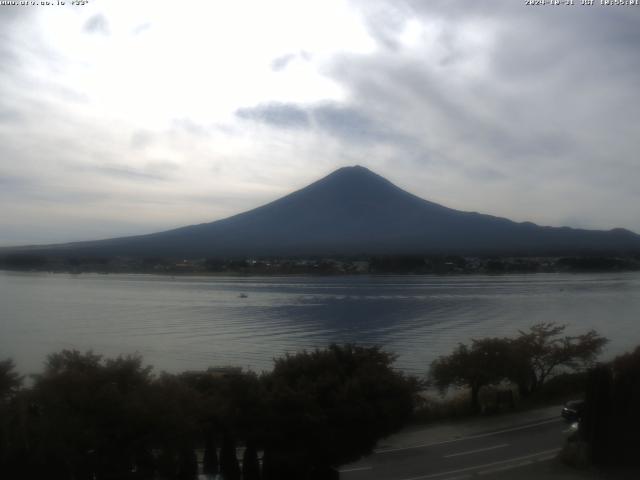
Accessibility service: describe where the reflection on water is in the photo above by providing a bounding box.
[1,271,639,376]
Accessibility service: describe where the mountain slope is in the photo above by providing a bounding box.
[7,166,640,257]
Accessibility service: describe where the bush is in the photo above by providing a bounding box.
[0,345,418,480]
[412,391,475,423]
[262,344,419,474]
[581,346,640,467]
[524,372,587,404]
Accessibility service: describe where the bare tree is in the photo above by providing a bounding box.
[510,323,608,397]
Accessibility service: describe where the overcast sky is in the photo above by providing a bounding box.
[1,0,639,246]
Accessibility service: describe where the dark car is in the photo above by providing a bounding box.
[561,400,585,422]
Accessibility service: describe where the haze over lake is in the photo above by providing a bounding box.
[2,271,639,376]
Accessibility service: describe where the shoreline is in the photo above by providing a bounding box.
[2,254,640,277]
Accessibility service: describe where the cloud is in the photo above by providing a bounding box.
[320,0,640,229]
[84,14,110,35]
[0,174,32,192]
[130,131,154,150]
[0,173,109,204]
[0,108,22,124]
[271,53,297,71]
[270,51,312,71]
[0,0,639,245]
[234,100,414,148]
[355,0,413,51]
[0,4,34,27]
[312,103,405,145]
[0,7,34,69]
[236,103,310,129]
[171,118,211,137]
[132,22,151,35]
[313,104,369,137]
[90,164,169,182]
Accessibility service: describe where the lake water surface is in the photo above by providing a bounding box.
[1,271,639,376]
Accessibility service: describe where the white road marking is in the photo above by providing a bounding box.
[477,452,558,476]
[397,448,561,480]
[443,443,509,458]
[375,417,561,454]
[338,466,372,473]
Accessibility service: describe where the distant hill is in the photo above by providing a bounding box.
[5,166,640,258]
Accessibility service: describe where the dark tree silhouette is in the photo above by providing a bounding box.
[177,446,198,480]
[430,338,511,411]
[430,324,608,410]
[22,350,157,480]
[202,433,219,476]
[0,359,23,400]
[242,440,261,480]
[262,344,418,475]
[581,346,640,466]
[509,323,607,397]
[260,448,276,480]
[220,433,241,480]
[157,448,178,479]
[581,364,613,466]
[0,345,416,480]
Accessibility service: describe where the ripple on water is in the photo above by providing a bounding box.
[1,271,640,376]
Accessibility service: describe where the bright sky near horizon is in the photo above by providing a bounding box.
[1,0,639,246]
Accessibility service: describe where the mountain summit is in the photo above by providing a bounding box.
[10,166,640,257]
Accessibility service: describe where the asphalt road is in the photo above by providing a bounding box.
[339,417,569,480]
